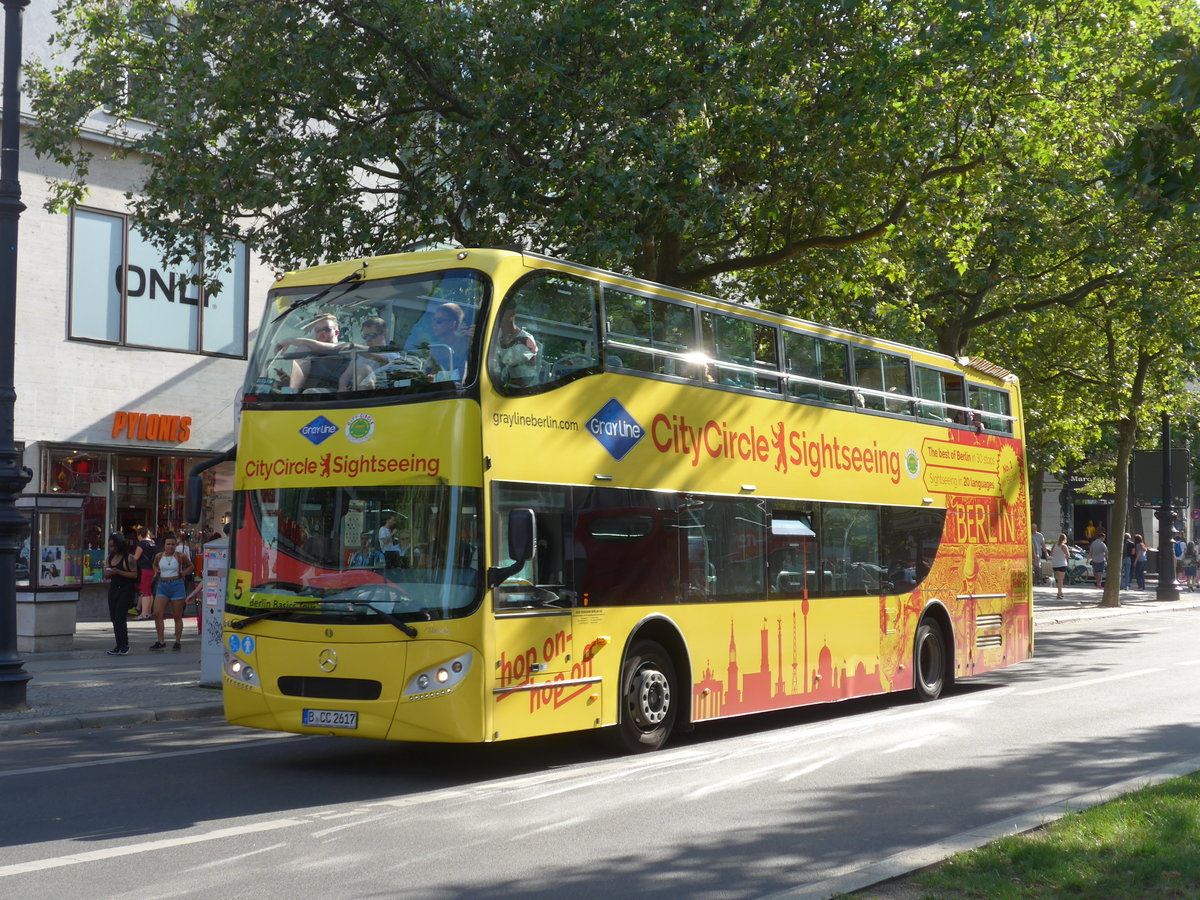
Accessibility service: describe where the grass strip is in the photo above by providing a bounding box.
[857,771,1200,898]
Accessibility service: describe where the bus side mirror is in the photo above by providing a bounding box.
[507,508,536,563]
[487,508,536,589]
[185,474,204,525]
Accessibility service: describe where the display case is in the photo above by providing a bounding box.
[15,493,86,590]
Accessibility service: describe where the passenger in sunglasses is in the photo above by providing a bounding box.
[339,316,406,390]
[272,313,352,392]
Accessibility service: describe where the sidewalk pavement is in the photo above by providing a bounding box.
[2,583,1199,739]
[0,617,222,738]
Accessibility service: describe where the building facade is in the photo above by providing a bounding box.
[16,6,275,604]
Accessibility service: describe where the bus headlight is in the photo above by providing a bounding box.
[403,651,472,698]
[224,649,261,688]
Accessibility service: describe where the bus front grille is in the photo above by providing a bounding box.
[277,676,383,701]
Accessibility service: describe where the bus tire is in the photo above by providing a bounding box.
[913,619,947,702]
[612,640,677,753]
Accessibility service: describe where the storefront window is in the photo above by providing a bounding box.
[34,447,231,581]
[115,454,156,535]
[44,449,109,582]
[158,456,208,537]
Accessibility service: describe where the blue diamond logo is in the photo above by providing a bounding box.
[587,398,644,461]
[300,415,338,445]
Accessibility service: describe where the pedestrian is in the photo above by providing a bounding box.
[1031,524,1047,583]
[348,532,384,569]
[1174,532,1187,584]
[1185,541,1200,592]
[132,526,158,619]
[150,532,194,651]
[1088,531,1108,588]
[1049,533,1070,600]
[1132,534,1148,590]
[1120,533,1133,590]
[103,533,138,656]
[378,514,401,569]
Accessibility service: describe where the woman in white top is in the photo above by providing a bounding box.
[151,532,194,651]
[1048,533,1070,600]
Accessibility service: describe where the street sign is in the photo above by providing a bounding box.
[1132,449,1190,508]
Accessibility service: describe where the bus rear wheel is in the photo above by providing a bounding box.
[913,620,948,702]
[612,640,677,753]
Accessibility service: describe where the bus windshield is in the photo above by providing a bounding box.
[229,484,484,623]
[245,268,487,400]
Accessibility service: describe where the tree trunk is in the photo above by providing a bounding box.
[1100,419,1137,607]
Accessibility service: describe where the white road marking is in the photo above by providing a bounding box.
[0,820,307,878]
[778,756,841,782]
[684,757,810,800]
[1018,668,1163,697]
[881,735,939,754]
[0,733,306,779]
[185,843,287,871]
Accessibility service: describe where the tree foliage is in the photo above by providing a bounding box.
[28,0,1185,301]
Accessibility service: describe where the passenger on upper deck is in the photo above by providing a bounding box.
[273,313,352,392]
[338,317,407,391]
[426,302,473,381]
[493,305,539,388]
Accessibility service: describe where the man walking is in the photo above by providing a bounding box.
[1089,531,1108,589]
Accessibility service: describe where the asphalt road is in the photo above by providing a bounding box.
[1,609,1198,899]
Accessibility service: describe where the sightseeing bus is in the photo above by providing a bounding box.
[214,248,1032,752]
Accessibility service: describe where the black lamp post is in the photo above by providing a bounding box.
[1156,413,1181,602]
[0,0,33,710]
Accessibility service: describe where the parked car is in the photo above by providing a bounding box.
[1039,545,1097,585]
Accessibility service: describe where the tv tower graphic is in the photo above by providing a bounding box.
[791,610,799,694]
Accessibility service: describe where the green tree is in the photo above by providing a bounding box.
[982,212,1200,607]
[26,0,1164,298]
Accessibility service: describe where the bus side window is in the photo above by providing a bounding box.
[701,311,779,393]
[690,497,766,598]
[492,273,600,392]
[854,347,913,415]
[819,504,882,596]
[493,485,573,607]
[969,384,1013,434]
[768,506,817,597]
[602,288,697,379]
[784,332,853,406]
[916,367,968,423]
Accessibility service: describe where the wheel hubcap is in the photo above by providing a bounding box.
[919,635,941,688]
[631,668,670,729]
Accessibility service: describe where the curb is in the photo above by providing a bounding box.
[1036,600,1200,627]
[0,702,224,738]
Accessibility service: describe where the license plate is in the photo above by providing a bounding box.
[302,708,358,729]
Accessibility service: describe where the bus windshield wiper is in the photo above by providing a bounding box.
[271,261,368,323]
[231,599,424,637]
[345,602,423,637]
[230,607,310,628]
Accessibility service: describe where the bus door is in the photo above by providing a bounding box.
[491,505,596,740]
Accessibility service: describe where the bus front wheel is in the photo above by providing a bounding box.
[913,620,948,702]
[612,640,677,753]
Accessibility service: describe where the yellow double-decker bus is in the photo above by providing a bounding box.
[216,248,1032,752]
